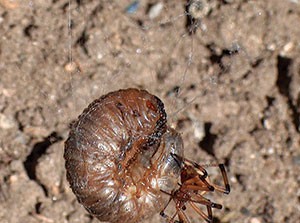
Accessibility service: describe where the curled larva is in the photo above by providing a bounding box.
[64,88,184,223]
[64,88,230,223]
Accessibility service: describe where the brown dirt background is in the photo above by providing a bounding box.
[0,1,299,223]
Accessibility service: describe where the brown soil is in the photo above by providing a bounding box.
[0,1,299,223]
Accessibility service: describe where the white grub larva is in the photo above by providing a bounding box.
[64,88,230,223]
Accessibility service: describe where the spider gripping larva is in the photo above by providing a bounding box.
[64,88,230,223]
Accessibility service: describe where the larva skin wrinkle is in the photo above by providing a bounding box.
[64,88,184,223]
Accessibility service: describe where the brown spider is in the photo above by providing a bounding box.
[160,154,230,223]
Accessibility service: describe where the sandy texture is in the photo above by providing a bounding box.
[0,1,299,223]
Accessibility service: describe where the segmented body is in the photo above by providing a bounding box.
[64,88,184,223]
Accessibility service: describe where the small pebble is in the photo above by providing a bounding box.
[280,41,294,56]
[188,0,211,19]
[263,118,274,130]
[193,120,205,140]
[250,217,262,223]
[267,43,276,51]
[64,62,80,73]
[148,2,164,19]
[267,147,274,155]
[126,1,139,14]
[230,175,237,183]
[0,113,17,129]
[8,174,18,184]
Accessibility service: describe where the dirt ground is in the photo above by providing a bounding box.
[0,0,299,223]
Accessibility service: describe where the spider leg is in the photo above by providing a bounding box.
[189,201,213,223]
[189,192,223,210]
[206,164,230,194]
[184,159,208,178]
[160,210,178,223]
[183,175,215,192]
[171,153,209,179]
[160,189,191,223]
[160,189,173,196]
[218,164,231,194]
[184,184,212,193]
[160,202,176,223]
[160,190,186,223]
[170,210,179,223]
[176,206,191,223]
[160,190,173,220]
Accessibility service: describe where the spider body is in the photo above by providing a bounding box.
[160,154,230,223]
